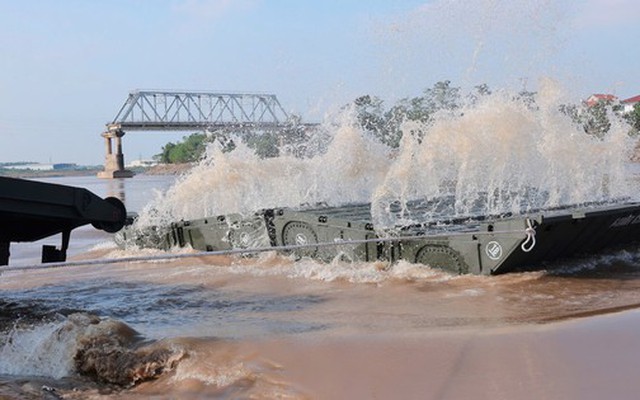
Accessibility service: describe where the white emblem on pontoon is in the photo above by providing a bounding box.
[295,233,308,245]
[486,241,503,261]
[239,232,250,246]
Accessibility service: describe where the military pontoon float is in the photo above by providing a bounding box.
[117,199,640,275]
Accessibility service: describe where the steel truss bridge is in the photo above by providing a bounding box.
[107,90,294,132]
[98,90,316,178]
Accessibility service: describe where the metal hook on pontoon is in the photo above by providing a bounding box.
[521,218,537,253]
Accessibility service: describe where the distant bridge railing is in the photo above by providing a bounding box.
[107,90,292,132]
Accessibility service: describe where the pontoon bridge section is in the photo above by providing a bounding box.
[117,200,640,275]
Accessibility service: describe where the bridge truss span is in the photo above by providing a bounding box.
[108,90,291,132]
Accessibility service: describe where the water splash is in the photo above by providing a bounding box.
[136,110,393,227]
[372,79,635,227]
[0,313,183,385]
[134,79,637,231]
[0,320,75,378]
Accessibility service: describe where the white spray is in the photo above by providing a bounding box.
[135,80,636,230]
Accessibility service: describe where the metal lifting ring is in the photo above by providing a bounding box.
[521,218,537,253]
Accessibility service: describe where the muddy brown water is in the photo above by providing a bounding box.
[3,244,640,399]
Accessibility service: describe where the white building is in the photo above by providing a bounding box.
[622,95,640,114]
[126,159,158,168]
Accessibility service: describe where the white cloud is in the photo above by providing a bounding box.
[573,0,640,29]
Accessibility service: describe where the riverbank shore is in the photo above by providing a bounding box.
[0,168,103,179]
[6,140,640,180]
[0,164,192,179]
[143,163,193,175]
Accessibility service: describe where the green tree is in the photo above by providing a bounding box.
[244,132,280,158]
[423,80,461,112]
[352,81,465,148]
[584,101,612,138]
[354,95,386,132]
[625,103,640,136]
[157,142,176,163]
[558,103,582,127]
[157,133,209,163]
[516,90,538,109]
[353,95,400,147]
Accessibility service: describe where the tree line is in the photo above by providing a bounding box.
[155,81,640,163]
[155,118,309,164]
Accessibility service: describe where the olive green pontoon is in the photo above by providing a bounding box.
[117,200,640,275]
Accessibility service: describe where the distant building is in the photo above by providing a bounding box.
[585,94,618,107]
[53,163,78,170]
[0,163,80,171]
[126,159,158,168]
[621,94,640,114]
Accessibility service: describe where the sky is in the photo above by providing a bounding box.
[0,0,639,165]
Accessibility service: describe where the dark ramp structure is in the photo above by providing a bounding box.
[0,177,126,265]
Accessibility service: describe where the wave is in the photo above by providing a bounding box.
[0,313,183,386]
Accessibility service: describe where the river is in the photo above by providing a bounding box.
[3,85,640,398]
[2,172,640,399]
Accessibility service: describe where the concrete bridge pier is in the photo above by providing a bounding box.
[97,128,134,179]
